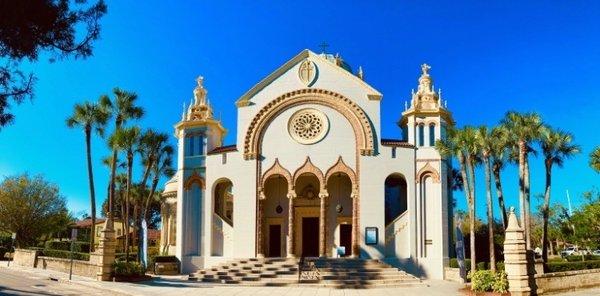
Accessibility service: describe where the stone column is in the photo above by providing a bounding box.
[351,191,360,258]
[257,191,265,258]
[504,207,531,296]
[89,219,117,281]
[319,192,328,257]
[287,191,296,258]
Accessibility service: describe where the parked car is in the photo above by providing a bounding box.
[592,250,600,256]
[561,246,578,257]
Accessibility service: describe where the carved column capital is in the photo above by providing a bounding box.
[287,191,297,199]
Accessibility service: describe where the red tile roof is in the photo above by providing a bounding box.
[208,144,238,155]
[380,138,415,148]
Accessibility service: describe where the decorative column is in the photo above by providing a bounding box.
[351,190,360,257]
[89,220,116,281]
[319,192,329,257]
[287,191,296,258]
[504,207,532,296]
[257,189,266,258]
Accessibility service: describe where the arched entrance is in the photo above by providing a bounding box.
[294,172,322,257]
[384,173,408,257]
[262,175,289,257]
[211,178,233,256]
[327,173,353,257]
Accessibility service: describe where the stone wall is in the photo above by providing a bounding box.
[36,256,98,278]
[13,249,39,268]
[535,268,600,294]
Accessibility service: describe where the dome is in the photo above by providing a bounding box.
[163,174,179,194]
[319,53,353,73]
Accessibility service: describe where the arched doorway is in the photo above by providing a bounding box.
[262,175,289,257]
[294,173,321,257]
[384,173,408,257]
[211,179,233,256]
[327,173,353,257]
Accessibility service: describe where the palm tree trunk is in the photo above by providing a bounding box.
[524,153,532,250]
[139,174,160,268]
[125,152,133,262]
[518,141,527,247]
[108,149,118,228]
[484,156,496,271]
[492,164,508,229]
[85,126,96,252]
[459,154,476,273]
[542,160,552,263]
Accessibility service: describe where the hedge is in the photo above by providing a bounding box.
[45,241,90,253]
[42,249,90,261]
[113,261,145,277]
[449,258,505,272]
[546,260,600,272]
[564,255,600,262]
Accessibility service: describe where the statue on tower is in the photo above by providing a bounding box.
[193,76,207,106]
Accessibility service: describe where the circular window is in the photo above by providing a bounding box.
[288,108,329,144]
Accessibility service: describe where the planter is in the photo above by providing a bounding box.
[154,262,180,275]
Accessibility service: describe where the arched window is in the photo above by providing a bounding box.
[214,180,233,225]
[418,124,425,147]
[429,123,436,146]
[384,174,408,225]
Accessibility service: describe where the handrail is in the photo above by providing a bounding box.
[385,210,408,230]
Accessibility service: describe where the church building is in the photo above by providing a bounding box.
[160,49,454,279]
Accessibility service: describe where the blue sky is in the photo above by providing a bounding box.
[0,1,598,220]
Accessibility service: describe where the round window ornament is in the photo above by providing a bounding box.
[288,108,329,145]
[336,204,343,214]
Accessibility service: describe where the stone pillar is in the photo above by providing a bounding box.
[90,219,117,281]
[287,191,296,258]
[504,207,531,296]
[256,196,265,258]
[319,192,328,257]
[351,191,360,258]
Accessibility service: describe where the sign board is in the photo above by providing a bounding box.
[365,227,378,245]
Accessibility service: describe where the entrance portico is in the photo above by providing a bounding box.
[257,157,357,258]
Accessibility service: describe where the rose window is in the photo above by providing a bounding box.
[288,108,329,144]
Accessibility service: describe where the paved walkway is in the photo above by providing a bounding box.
[1,261,599,296]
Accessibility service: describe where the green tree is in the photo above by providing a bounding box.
[0,0,107,129]
[476,126,496,271]
[101,89,144,228]
[437,126,478,272]
[490,126,509,228]
[501,111,544,249]
[0,174,71,247]
[137,130,174,266]
[109,126,140,261]
[540,128,580,262]
[569,191,600,252]
[66,100,109,251]
[590,147,600,173]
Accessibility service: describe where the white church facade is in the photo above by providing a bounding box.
[160,49,454,279]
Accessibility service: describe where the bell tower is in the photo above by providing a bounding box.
[399,64,453,278]
[174,76,226,270]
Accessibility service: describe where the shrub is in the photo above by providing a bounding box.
[565,255,600,262]
[115,253,137,262]
[546,260,600,272]
[476,262,488,270]
[496,261,505,271]
[113,261,145,277]
[469,270,508,293]
[42,249,90,261]
[449,258,472,273]
[153,255,178,263]
[45,240,90,253]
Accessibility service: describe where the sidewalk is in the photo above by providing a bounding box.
[0,261,466,296]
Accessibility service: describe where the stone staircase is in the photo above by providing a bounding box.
[188,257,422,288]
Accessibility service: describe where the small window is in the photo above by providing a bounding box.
[418,124,425,147]
[198,136,204,155]
[189,136,195,156]
[222,153,227,164]
[429,123,436,146]
[391,147,396,158]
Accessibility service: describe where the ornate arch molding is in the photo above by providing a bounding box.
[416,162,441,183]
[261,158,293,190]
[293,157,325,189]
[184,171,206,190]
[243,88,376,160]
[325,156,357,190]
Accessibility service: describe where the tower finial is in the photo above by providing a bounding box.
[421,63,431,75]
[193,75,207,105]
[357,66,364,80]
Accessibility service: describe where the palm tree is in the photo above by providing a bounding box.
[436,126,478,273]
[66,100,109,251]
[501,111,543,249]
[540,128,580,262]
[489,126,509,228]
[590,147,600,173]
[109,126,141,261]
[101,88,144,227]
[476,126,496,272]
[137,131,174,267]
